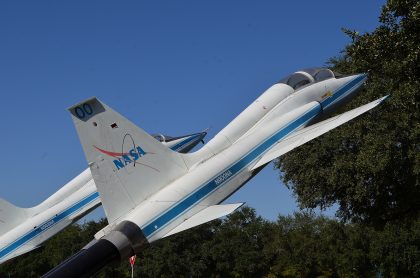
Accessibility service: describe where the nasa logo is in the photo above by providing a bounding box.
[94,145,147,170]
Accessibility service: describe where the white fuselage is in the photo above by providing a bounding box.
[109,73,367,242]
[41,68,384,277]
[0,133,205,264]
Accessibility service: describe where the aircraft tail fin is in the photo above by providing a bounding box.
[0,198,29,236]
[68,97,189,224]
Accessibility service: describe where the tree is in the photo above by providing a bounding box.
[134,207,273,278]
[0,219,108,277]
[275,0,420,225]
[266,212,375,278]
[369,218,420,277]
[1,208,418,277]
[204,207,273,277]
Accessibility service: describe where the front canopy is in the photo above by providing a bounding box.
[278,68,337,90]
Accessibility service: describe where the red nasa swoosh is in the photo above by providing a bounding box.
[93,145,160,172]
[93,145,128,158]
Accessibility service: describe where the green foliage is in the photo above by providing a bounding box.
[267,212,376,278]
[276,0,419,225]
[0,219,107,277]
[133,207,273,278]
[1,208,419,277]
[369,218,420,277]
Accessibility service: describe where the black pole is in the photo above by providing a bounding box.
[42,239,120,278]
[42,221,148,278]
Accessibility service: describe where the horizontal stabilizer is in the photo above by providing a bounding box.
[5,244,40,261]
[0,199,29,236]
[252,96,389,169]
[163,203,244,237]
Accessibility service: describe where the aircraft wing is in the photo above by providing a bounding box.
[252,96,389,170]
[163,203,244,238]
[2,244,40,263]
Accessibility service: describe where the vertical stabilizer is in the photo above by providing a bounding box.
[68,97,189,224]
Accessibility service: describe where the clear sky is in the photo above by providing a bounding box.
[0,1,385,221]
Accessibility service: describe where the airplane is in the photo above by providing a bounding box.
[44,67,388,277]
[0,131,207,264]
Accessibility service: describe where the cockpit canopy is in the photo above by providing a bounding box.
[278,68,337,90]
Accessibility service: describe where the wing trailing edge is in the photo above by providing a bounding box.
[163,203,244,238]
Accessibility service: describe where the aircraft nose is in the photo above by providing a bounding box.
[340,72,368,92]
[199,131,207,139]
[350,73,368,93]
[355,73,368,84]
[321,73,368,114]
[197,131,207,145]
[342,73,367,86]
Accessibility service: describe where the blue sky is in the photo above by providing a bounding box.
[0,1,385,221]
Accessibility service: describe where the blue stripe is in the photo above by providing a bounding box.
[143,74,365,236]
[170,134,201,151]
[1,76,363,257]
[142,104,322,238]
[0,134,197,260]
[0,192,100,260]
[321,74,366,108]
